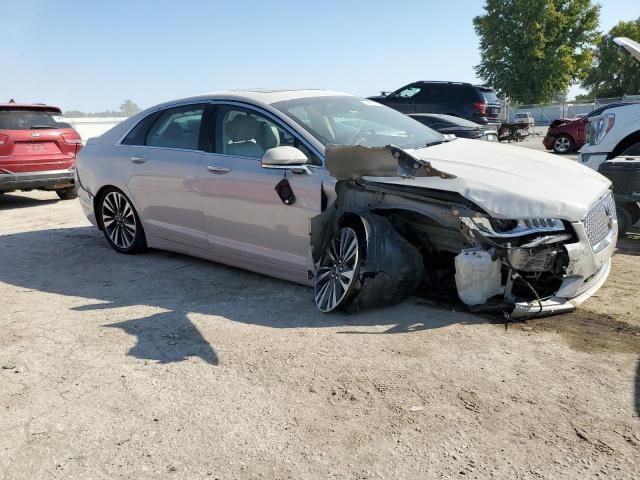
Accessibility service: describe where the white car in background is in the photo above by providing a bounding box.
[76,89,615,317]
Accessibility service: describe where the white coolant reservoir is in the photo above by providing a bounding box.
[455,249,504,306]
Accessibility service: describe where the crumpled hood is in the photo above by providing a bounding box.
[365,139,611,221]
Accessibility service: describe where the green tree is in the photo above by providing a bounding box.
[473,0,600,104]
[581,18,640,98]
[119,100,141,116]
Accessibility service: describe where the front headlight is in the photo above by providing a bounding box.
[588,113,615,145]
[463,216,565,237]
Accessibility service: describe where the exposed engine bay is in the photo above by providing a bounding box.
[310,145,614,318]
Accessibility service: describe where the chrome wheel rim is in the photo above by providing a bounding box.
[102,191,136,249]
[315,227,359,312]
[554,137,570,152]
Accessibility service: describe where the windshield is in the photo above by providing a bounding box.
[272,96,443,149]
[0,109,71,130]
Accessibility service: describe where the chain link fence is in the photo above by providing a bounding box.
[501,95,640,126]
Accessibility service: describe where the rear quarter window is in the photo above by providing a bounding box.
[478,89,499,103]
[0,109,71,129]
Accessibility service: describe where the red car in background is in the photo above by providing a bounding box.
[0,101,82,199]
[543,102,631,154]
[542,115,587,154]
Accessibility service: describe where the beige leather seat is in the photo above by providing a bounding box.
[257,122,280,151]
[225,115,263,157]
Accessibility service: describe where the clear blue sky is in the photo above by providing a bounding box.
[2,0,638,111]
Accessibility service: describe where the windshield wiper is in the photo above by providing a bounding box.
[30,125,56,129]
[416,139,447,149]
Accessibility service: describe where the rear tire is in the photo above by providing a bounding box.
[553,134,574,154]
[56,186,77,200]
[98,187,147,254]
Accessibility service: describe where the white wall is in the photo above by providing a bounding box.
[66,116,129,142]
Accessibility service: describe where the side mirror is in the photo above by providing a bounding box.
[261,146,312,175]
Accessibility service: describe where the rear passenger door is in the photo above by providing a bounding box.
[120,103,207,247]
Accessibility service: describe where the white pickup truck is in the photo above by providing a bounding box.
[579,37,640,233]
[579,37,640,170]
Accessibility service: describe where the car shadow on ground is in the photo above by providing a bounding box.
[0,192,59,210]
[0,226,487,366]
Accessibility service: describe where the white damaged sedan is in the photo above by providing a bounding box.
[75,90,616,317]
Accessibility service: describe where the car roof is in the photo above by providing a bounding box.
[0,102,62,112]
[168,89,351,108]
[409,81,495,91]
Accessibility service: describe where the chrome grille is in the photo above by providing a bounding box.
[584,192,616,251]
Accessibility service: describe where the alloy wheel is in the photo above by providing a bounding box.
[554,136,571,153]
[101,191,137,250]
[314,227,360,312]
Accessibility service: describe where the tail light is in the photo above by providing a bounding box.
[61,132,82,145]
[0,134,8,146]
[473,102,487,115]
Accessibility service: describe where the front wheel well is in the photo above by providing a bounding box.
[556,132,575,142]
[610,130,640,159]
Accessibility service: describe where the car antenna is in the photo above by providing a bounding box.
[9,98,16,103]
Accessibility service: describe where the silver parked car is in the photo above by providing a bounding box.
[76,90,616,317]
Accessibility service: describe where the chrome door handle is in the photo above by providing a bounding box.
[130,156,147,164]
[207,165,231,174]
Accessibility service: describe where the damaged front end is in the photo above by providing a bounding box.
[311,144,615,318]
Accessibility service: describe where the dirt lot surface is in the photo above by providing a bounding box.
[1,161,639,478]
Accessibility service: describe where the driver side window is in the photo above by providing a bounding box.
[215,107,321,165]
[395,86,422,98]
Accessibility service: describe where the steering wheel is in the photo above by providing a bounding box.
[348,127,376,146]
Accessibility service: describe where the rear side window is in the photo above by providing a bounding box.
[146,105,205,150]
[452,85,481,102]
[122,104,206,149]
[478,88,499,103]
[414,84,450,102]
[0,109,71,130]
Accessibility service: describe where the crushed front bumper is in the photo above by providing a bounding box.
[0,169,75,193]
[510,259,610,318]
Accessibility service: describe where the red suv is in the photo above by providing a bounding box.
[0,101,82,199]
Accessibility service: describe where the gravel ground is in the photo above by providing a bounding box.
[1,142,639,479]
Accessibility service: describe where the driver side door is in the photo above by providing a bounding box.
[198,104,325,283]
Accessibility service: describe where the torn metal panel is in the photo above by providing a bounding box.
[325,145,455,180]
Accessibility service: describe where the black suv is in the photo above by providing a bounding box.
[368,81,501,126]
